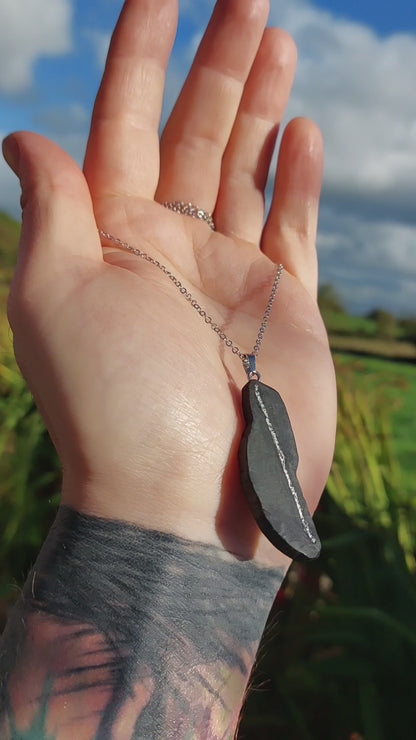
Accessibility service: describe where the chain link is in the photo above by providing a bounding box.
[252,263,283,357]
[99,229,283,363]
[163,201,215,231]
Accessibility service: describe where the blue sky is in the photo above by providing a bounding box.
[0,0,415,315]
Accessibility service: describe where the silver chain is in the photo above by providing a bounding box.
[98,229,283,369]
[163,201,215,231]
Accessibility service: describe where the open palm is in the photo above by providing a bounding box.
[5,0,336,567]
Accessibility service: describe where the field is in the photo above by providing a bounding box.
[0,211,20,269]
[334,352,416,498]
[324,308,380,338]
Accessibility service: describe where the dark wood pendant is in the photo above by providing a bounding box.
[238,379,321,561]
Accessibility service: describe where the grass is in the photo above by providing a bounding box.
[0,211,19,362]
[322,307,416,361]
[334,353,416,499]
[328,334,416,361]
[0,212,20,270]
[322,309,379,338]
[0,357,61,625]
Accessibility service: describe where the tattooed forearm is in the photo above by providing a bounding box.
[0,507,283,739]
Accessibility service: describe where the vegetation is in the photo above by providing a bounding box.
[318,283,345,314]
[319,283,416,349]
[366,309,400,341]
[334,355,416,500]
[0,211,20,270]
[240,362,416,739]
[0,358,61,623]
[399,316,416,343]
[321,308,379,339]
[1,212,415,736]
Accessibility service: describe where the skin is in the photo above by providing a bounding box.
[0,0,337,735]
[0,508,286,739]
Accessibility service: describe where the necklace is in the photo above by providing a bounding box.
[99,229,321,561]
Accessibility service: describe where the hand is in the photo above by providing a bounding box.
[3,0,336,567]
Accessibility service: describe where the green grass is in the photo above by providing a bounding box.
[0,211,61,621]
[328,334,416,361]
[334,353,416,498]
[0,211,19,357]
[0,211,20,270]
[322,309,378,338]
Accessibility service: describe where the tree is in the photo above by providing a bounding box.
[318,283,345,314]
[367,308,398,341]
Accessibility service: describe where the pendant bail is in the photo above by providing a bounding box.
[243,354,261,381]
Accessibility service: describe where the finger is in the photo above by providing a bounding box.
[84,0,178,202]
[2,131,101,322]
[215,28,297,244]
[156,0,270,212]
[262,118,324,298]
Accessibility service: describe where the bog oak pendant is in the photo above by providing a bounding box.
[238,378,321,561]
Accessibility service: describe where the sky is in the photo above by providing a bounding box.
[0,0,415,316]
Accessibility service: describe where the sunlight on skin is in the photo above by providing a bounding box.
[111,675,155,740]
[7,616,154,738]
[7,616,114,738]
[164,649,255,740]
[3,602,258,738]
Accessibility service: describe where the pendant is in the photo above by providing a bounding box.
[238,366,321,561]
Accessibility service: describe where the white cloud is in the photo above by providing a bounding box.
[35,102,89,135]
[317,209,416,314]
[175,0,416,223]
[268,0,416,226]
[55,132,88,167]
[0,0,73,93]
[264,0,416,313]
[85,29,111,70]
[0,131,22,217]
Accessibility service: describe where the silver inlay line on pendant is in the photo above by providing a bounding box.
[254,383,317,544]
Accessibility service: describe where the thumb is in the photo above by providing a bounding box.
[3,131,103,335]
[2,131,102,286]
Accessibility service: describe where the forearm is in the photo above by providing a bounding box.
[0,506,284,739]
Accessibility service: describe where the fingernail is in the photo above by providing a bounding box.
[2,135,20,175]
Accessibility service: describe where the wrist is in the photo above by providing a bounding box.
[61,470,292,568]
[1,506,285,739]
[61,464,224,544]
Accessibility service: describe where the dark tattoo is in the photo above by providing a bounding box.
[0,507,283,739]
